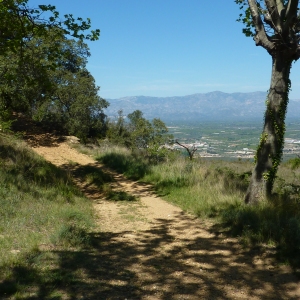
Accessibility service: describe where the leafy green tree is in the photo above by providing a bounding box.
[0,27,108,141]
[0,32,56,115]
[45,68,109,141]
[106,110,131,145]
[107,110,172,162]
[127,110,172,162]
[0,0,100,131]
[127,110,150,149]
[236,0,300,204]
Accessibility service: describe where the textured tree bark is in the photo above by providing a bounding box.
[245,55,292,204]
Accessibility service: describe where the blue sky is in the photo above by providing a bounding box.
[28,0,300,100]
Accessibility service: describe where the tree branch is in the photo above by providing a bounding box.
[175,140,197,160]
[248,0,276,52]
[276,0,285,15]
[263,12,274,28]
[265,0,282,32]
[283,0,299,31]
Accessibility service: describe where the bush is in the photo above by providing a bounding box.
[106,110,173,162]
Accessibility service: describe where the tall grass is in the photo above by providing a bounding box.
[142,158,249,216]
[0,134,95,295]
[90,142,300,266]
[90,142,150,180]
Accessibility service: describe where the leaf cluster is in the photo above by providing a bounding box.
[0,0,100,56]
[107,110,173,163]
[0,28,108,141]
[235,0,300,57]
[235,0,255,37]
[0,0,106,141]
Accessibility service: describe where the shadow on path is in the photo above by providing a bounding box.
[4,120,299,299]
[1,211,299,300]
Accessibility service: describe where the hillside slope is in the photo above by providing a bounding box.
[2,125,299,299]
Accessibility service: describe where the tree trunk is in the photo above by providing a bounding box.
[245,55,292,204]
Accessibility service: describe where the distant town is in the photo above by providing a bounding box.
[167,122,300,160]
[171,138,300,159]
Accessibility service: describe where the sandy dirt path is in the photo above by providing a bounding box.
[27,133,300,300]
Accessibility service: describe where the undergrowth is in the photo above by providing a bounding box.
[89,142,150,180]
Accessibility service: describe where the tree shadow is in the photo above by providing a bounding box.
[97,152,149,180]
[0,137,78,197]
[59,163,139,202]
[216,199,300,269]
[1,211,299,299]
[215,167,251,194]
[12,113,66,147]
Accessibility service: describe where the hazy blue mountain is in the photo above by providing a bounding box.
[104,91,300,121]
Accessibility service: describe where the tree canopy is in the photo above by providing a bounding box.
[0,1,108,141]
[107,110,173,163]
[0,0,100,55]
[236,0,300,60]
[0,27,108,140]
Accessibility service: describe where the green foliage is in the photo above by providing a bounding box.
[50,209,93,247]
[0,0,100,56]
[107,110,173,162]
[287,156,300,170]
[37,66,109,141]
[0,102,13,133]
[0,28,108,141]
[97,152,150,180]
[235,0,256,37]
[221,199,300,260]
[106,110,130,145]
[0,1,103,142]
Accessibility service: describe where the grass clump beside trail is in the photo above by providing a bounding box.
[73,142,150,180]
[90,142,300,267]
[0,134,95,298]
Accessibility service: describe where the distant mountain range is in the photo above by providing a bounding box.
[104,91,300,122]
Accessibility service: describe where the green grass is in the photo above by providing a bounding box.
[72,164,113,188]
[106,189,137,201]
[84,141,300,268]
[91,143,150,180]
[0,134,95,297]
[142,158,249,216]
[147,158,300,265]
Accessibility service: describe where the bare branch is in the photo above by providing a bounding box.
[175,140,197,160]
[265,0,283,32]
[276,0,285,14]
[248,0,276,52]
[283,0,299,31]
[263,12,274,27]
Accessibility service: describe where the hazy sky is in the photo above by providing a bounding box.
[28,0,300,100]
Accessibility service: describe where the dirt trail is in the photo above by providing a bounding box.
[26,132,300,299]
